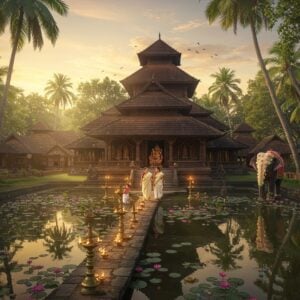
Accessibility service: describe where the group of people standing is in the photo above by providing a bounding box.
[141,167,164,201]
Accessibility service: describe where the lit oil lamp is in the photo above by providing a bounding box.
[99,247,108,259]
[102,175,111,200]
[187,176,194,203]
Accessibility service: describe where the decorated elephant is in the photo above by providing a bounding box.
[249,150,284,200]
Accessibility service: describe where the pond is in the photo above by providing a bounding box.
[128,192,300,300]
[0,189,117,300]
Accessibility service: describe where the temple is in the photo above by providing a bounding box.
[71,38,246,185]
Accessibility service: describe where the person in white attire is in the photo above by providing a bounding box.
[153,166,164,200]
[140,167,153,201]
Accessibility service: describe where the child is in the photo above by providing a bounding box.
[122,183,131,205]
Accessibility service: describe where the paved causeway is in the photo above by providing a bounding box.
[47,198,159,300]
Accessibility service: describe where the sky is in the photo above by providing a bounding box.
[0,0,278,97]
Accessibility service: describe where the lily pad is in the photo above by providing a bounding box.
[183,293,198,300]
[62,264,77,270]
[172,244,182,248]
[11,266,23,272]
[149,278,162,284]
[143,268,155,273]
[17,279,32,286]
[158,267,168,272]
[130,280,147,289]
[146,257,161,263]
[29,276,42,281]
[166,249,177,254]
[169,272,181,278]
[228,277,244,286]
[181,242,192,246]
[140,272,151,278]
[206,276,218,282]
[238,291,250,299]
[146,252,161,257]
[31,291,47,299]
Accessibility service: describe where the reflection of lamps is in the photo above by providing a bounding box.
[187,176,194,203]
[80,210,102,295]
[114,185,131,246]
[102,175,111,200]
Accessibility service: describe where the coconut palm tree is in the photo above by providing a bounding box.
[208,67,242,134]
[265,42,300,100]
[45,73,74,128]
[0,0,69,130]
[205,0,300,174]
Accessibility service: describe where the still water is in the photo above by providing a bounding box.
[129,193,300,300]
[0,189,116,299]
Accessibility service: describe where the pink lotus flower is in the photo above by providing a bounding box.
[219,271,226,278]
[220,280,230,289]
[153,264,161,270]
[31,284,45,293]
[54,267,63,274]
[135,266,143,273]
[182,219,188,223]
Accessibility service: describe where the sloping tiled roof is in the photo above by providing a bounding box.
[234,122,255,133]
[81,115,120,132]
[121,64,199,97]
[200,116,228,131]
[0,143,24,154]
[87,115,223,138]
[30,121,53,132]
[249,135,291,155]
[67,136,105,149]
[207,135,248,150]
[137,39,181,65]
[233,133,257,148]
[2,131,81,155]
[117,81,191,112]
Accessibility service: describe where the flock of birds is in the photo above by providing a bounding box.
[97,42,219,77]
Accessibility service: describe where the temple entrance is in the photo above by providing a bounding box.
[147,140,165,167]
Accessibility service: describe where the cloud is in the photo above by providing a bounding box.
[69,0,123,21]
[143,9,176,22]
[173,20,207,32]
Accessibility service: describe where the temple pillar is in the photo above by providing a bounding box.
[135,140,142,164]
[105,139,112,161]
[199,140,206,164]
[168,139,175,167]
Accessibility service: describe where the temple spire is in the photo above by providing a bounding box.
[158,32,161,40]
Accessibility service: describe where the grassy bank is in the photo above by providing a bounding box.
[226,173,300,190]
[0,174,86,192]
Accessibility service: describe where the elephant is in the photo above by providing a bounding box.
[249,150,284,201]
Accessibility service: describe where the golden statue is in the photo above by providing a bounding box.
[149,145,163,166]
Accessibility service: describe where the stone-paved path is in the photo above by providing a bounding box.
[47,198,159,300]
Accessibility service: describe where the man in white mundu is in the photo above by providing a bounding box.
[153,167,164,200]
[141,168,153,201]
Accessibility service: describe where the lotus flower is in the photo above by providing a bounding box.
[219,280,230,289]
[54,267,63,274]
[219,271,226,278]
[31,283,45,293]
[153,264,161,270]
[135,266,143,273]
[27,260,32,265]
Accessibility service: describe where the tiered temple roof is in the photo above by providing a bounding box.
[85,38,230,142]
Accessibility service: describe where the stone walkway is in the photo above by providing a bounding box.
[47,198,159,300]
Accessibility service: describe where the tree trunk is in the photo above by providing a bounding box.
[287,67,300,103]
[0,9,24,131]
[250,18,300,175]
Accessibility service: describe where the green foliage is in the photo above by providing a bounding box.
[208,67,242,132]
[242,73,283,140]
[1,91,56,137]
[0,0,68,50]
[66,77,127,129]
[264,0,300,56]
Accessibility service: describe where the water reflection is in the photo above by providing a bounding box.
[129,193,300,300]
[0,190,116,299]
[43,212,75,260]
[209,219,244,271]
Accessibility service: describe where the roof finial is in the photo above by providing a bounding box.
[158,32,161,40]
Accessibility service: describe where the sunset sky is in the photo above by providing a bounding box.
[0,0,278,97]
